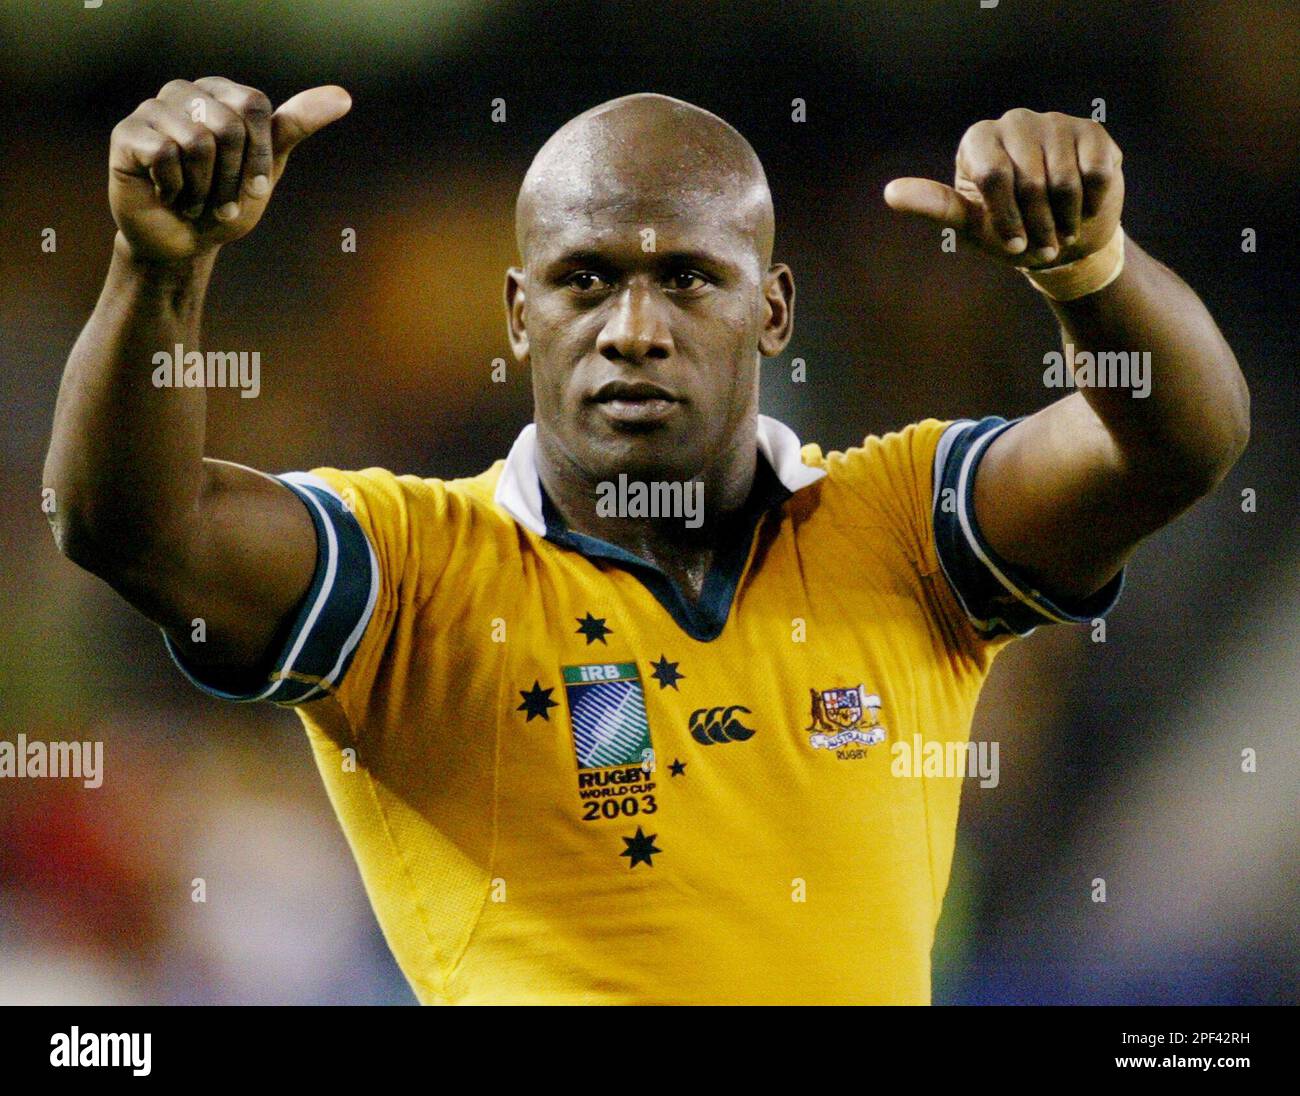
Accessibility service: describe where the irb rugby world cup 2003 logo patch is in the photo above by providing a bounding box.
[563,662,659,824]
[807,684,887,758]
[563,662,653,769]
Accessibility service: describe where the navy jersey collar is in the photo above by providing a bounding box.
[538,453,792,642]
[491,416,824,641]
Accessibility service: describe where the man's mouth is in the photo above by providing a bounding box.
[589,380,682,427]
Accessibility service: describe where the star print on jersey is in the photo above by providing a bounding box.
[575,613,612,645]
[650,655,685,690]
[516,680,558,722]
[668,759,686,777]
[620,826,661,868]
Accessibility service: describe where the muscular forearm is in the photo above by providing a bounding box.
[889,108,1251,602]
[47,77,347,574]
[1049,235,1250,497]
[44,236,219,567]
[41,77,347,674]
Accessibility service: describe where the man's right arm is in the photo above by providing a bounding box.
[43,78,351,687]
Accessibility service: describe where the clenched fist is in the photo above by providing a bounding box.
[109,77,351,264]
[884,108,1124,270]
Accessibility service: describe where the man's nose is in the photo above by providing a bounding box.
[596,283,673,364]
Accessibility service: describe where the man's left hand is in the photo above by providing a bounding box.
[884,108,1124,269]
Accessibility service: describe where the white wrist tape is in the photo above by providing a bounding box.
[1018,224,1126,301]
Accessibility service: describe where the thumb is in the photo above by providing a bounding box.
[271,85,352,172]
[883,177,972,231]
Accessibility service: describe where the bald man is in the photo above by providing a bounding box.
[46,80,1247,1004]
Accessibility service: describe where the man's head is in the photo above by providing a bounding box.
[506,94,793,494]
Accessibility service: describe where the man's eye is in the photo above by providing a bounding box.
[667,270,707,291]
[566,272,608,293]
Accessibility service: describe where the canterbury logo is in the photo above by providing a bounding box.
[689,705,755,745]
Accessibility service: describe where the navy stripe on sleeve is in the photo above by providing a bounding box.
[932,417,1125,638]
[162,472,379,705]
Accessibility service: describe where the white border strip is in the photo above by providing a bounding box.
[952,425,1070,625]
[279,472,380,700]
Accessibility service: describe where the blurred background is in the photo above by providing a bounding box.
[0,0,1295,1004]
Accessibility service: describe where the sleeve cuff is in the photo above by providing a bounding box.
[932,417,1125,638]
[163,472,380,705]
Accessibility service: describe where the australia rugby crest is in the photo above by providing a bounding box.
[807,684,887,752]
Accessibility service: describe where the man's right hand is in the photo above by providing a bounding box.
[109,77,351,264]
[46,77,348,687]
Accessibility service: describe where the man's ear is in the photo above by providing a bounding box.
[505,267,530,361]
[758,263,795,357]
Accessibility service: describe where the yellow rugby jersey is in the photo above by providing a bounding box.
[165,414,1123,1004]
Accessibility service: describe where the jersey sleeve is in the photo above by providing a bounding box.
[930,416,1125,638]
[162,466,425,708]
[819,416,1124,649]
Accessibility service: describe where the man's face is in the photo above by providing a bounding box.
[508,181,788,486]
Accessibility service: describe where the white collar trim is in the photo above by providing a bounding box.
[493,414,826,536]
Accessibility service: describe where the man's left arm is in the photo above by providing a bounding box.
[885,108,1250,602]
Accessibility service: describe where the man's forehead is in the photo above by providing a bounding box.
[524,182,770,270]
[528,189,755,256]
[527,218,754,270]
